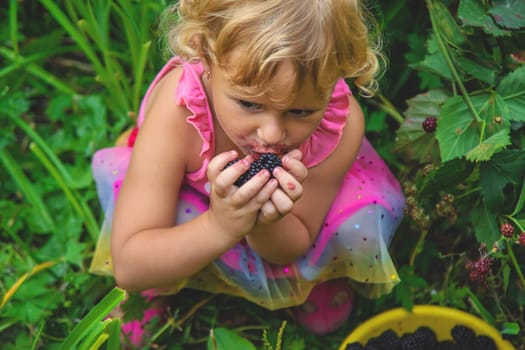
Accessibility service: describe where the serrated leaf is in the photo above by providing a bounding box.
[413,50,454,81]
[496,65,525,122]
[458,0,511,36]
[207,328,257,350]
[437,94,511,162]
[489,0,525,29]
[479,150,525,212]
[456,56,497,85]
[466,129,511,161]
[470,206,499,244]
[430,0,467,46]
[394,90,448,163]
[419,158,474,197]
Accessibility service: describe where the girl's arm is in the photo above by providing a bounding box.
[245,95,365,264]
[111,68,277,292]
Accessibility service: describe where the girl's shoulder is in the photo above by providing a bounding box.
[138,59,209,174]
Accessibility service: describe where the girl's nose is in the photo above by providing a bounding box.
[257,117,286,145]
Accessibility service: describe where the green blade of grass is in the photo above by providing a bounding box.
[0,47,77,95]
[39,0,105,75]
[59,287,126,350]
[8,0,19,54]
[8,114,73,184]
[78,319,111,350]
[106,318,122,350]
[0,149,55,231]
[30,143,99,241]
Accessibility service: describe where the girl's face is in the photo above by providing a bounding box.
[208,59,331,158]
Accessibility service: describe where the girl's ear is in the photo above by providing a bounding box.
[201,61,212,81]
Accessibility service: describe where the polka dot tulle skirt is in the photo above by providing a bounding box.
[90,139,405,310]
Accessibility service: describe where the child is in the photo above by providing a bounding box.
[90,0,405,344]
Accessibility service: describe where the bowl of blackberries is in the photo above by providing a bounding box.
[340,305,514,350]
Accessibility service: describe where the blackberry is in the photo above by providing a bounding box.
[474,335,497,350]
[437,340,458,350]
[373,329,401,349]
[519,232,525,246]
[400,332,426,350]
[468,257,493,285]
[451,325,476,347]
[500,223,515,238]
[225,153,282,187]
[422,116,438,132]
[344,342,365,350]
[413,326,438,347]
[365,329,400,350]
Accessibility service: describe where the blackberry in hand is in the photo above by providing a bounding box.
[225,153,282,187]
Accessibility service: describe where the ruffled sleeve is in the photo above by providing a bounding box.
[299,79,351,168]
[175,61,215,184]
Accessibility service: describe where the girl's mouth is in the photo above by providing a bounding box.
[248,145,288,159]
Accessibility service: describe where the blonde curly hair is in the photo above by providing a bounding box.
[160,0,383,100]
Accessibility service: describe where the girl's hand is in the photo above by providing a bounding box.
[257,149,307,224]
[206,151,279,240]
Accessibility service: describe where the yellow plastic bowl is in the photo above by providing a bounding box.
[339,305,515,350]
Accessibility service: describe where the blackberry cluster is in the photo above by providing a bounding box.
[500,223,515,238]
[224,153,282,187]
[345,324,497,350]
[467,256,494,285]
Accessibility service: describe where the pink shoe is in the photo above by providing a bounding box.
[293,279,355,335]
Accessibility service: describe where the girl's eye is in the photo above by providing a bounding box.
[288,109,314,117]
[238,100,261,110]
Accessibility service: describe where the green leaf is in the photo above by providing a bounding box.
[121,292,151,323]
[465,288,496,326]
[458,0,511,36]
[496,65,525,122]
[511,180,525,216]
[488,0,525,29]
[412,48,454,81]
[466,129,510,161]
[471,206,499,244]
[394,89,449,163]
[207,328,257,350]
[59,287,126,350]
[501,322,521,335]
[419,158,474,198]
[429,0,467,47]
[437,94,511,162]
[479,150,525,212]
[456,56,497,86]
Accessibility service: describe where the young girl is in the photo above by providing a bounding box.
[90,0,405,344]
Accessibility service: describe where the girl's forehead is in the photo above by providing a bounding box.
[221,51,331,108]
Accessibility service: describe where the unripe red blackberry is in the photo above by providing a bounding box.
[422,116,437,132]
[468,257,493,285]
[500,223,515,238]
[518,233,525,246]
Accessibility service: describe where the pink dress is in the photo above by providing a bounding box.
[90,57,405,310]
